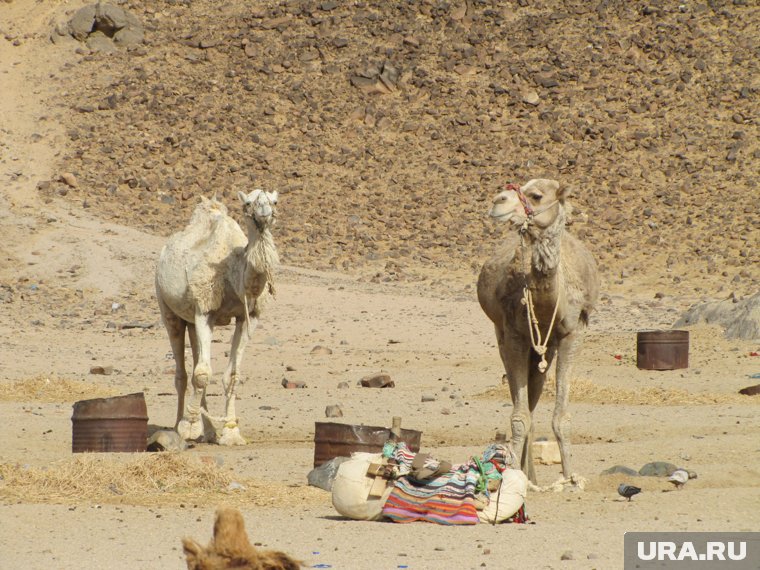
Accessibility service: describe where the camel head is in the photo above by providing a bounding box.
[238,189,278,231]
[489,179,569,229]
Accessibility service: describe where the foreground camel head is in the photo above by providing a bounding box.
[238,189,278,231]
[489,178,569,229]
[183,507,301,570]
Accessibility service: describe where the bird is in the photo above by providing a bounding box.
[618,483,642,501]
[668,468,690,489]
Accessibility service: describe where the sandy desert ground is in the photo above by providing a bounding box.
[1,1,759,569]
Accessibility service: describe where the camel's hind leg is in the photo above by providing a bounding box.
[177,311,213,442]
[187,324,207,412]
[158,300,189,431]
[216,317,255,446]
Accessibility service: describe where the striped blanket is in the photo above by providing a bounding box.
[381,442,525,525]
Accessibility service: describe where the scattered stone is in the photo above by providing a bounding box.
[337,381,350,389]
[522,90,540,106]
[421,394,436,402]
[310,345,333,356]
[560,551,574,560]
[360,373,395,388]
[325,404,343,418]
[532,440,561,465]
[639,461,677,477]
[89,365,113,375]
[281,378,306,389]
[59,172,78,188]
[66,3,144,48]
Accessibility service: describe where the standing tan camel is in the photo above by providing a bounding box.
[155,190,279,445]
[477,179,599,487]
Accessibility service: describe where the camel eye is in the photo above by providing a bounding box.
[528,193,543,202]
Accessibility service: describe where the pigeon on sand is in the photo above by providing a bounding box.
[667,468,690,489]
[618,483,642,501]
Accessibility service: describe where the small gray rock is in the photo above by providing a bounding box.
[69,5,96,41]
[639,461,677,477]
[325,404,343,418]
[601,465,640,477]
[421,394,436,402]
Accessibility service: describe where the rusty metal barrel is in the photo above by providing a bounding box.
[72,392,148,453]
[313,421,422,467]
[636,330,689,370]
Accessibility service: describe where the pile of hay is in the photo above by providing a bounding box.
[0,453,327,508]
[0,375,116,403]
[479,377,754,406]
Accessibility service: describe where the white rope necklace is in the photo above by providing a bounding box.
[518,229,561,373]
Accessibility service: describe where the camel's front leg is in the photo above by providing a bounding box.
[177,312,213,442]
[553,330,583,485]
[525,347,555,483]
[500,328,534,483]
[216,317,255,446]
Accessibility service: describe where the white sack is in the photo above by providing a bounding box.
[331,452,392,521]
[478,468,528,524]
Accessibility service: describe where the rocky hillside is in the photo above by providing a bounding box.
[48,0,758,296]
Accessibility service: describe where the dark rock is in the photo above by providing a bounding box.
[90,365,114,375]
[739,384,760,396]
[281,379,306,389]
[360,373,395,388]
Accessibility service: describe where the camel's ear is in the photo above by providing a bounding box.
[557,182,573,202]
[269,190,279,204]
[182,538,204,569]
[238,190,249,204]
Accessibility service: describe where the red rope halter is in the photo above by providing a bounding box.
[505,183,534,217]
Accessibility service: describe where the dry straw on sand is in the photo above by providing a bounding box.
[0,375,117,403]
[0,453,327,508]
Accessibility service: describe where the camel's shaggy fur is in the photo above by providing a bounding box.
[155,190,279,445]
[478,179,599,488]
[183,508,301,570]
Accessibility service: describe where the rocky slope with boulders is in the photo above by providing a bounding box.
[42,0,758,297]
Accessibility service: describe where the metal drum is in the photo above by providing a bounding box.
[636,330,689,370]
[72,392,148,453]
[313,421,422,467]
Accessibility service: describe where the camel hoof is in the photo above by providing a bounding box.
[177,418,204,441]
[217,425,246,446]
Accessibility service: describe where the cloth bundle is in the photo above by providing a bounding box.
[330,442,528,525]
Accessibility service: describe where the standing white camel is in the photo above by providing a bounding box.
[155,190,279,445]
[477,179,599,488]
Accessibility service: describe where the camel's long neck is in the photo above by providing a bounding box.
[524,208,565,293]
[241,222,279,296]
